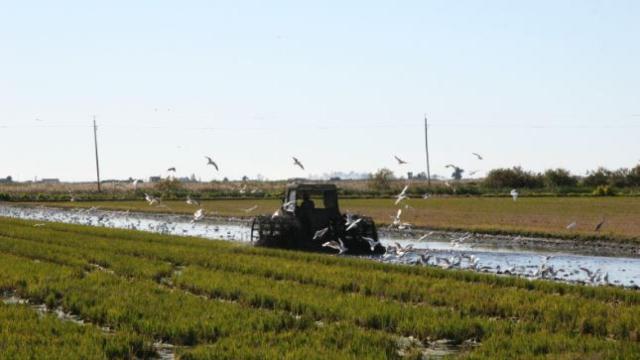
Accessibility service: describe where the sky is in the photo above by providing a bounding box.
[1,0,639,182]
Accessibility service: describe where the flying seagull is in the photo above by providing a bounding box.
[205,156,219,171]
[243,205,258,213]
[395,185,409,205]
[362,236,381,251]
[394,156,408,165]
[186,195,200,206]
[389,209,403,228]
[193,208,205,222]
[292,157,305,170]
[579,267,598,283]
[346,218,362,232]
[132,179,141,189]
[394,242,414,257]
[322,238,348,254]
[313,227,330,240]
[167,167,176,172]
[594,218,606,232]
[282,200,296,213]
[472,153,483,160]
[144,193,160,206]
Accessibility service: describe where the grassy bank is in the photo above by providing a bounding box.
[1,216,640,358]
[18,196,640,243]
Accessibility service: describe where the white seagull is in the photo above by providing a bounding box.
[205,156,219,171]
[566,221,577,230]
[388,209,403,229]
[282,200,296,212]
[243,205,258,213]
[313,227,329,240]
[346,218,362,232]
[186,195,200,206]
[193,208,205,222]
[510,189,519,202]
[362,236,381,251]
[144,193,160,206]
[322,238,348,254]
[394,155,408,165]
[395,185,409,205]
[292,157,305,170]
[394,242,414,257]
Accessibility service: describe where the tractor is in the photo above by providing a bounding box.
[250,183,384,255]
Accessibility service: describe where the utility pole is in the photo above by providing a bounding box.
[424,114,431,186]
[93,116,101,192]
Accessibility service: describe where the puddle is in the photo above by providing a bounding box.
[397,336,470,359]
[1,204,640,288]
[153,342,176,360]
[2,290,92,327]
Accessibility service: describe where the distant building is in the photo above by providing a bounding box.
[0,176,12,184]
[40,178,60,184]
[149,176,162,183]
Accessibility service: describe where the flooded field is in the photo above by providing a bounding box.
[1,203,639,289]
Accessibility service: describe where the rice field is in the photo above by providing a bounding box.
[1,216,640,358]
[24,196,640,242]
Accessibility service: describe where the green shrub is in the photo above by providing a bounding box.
[592,185,616,196]
[368,168,395,191]
[484,167,544,189]
[544,168,578,188]
[583,168,611,187]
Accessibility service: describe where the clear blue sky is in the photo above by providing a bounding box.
[1,1,639,182]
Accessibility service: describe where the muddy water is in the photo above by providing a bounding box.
[1,204,640,289]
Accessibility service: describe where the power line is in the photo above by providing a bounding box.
[2,120,640,131]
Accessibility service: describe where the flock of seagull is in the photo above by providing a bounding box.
[0,200,629,287]
[49,152,621,286]
[125,152,610,260]
[137,155,314,223]
[380,236,614,286]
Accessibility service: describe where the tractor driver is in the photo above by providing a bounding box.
[299,192,315,239]
[300,191,315,216]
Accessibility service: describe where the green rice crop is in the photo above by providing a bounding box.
[0,300,152,359]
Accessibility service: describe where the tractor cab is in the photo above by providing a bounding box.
[283,183,341,230]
